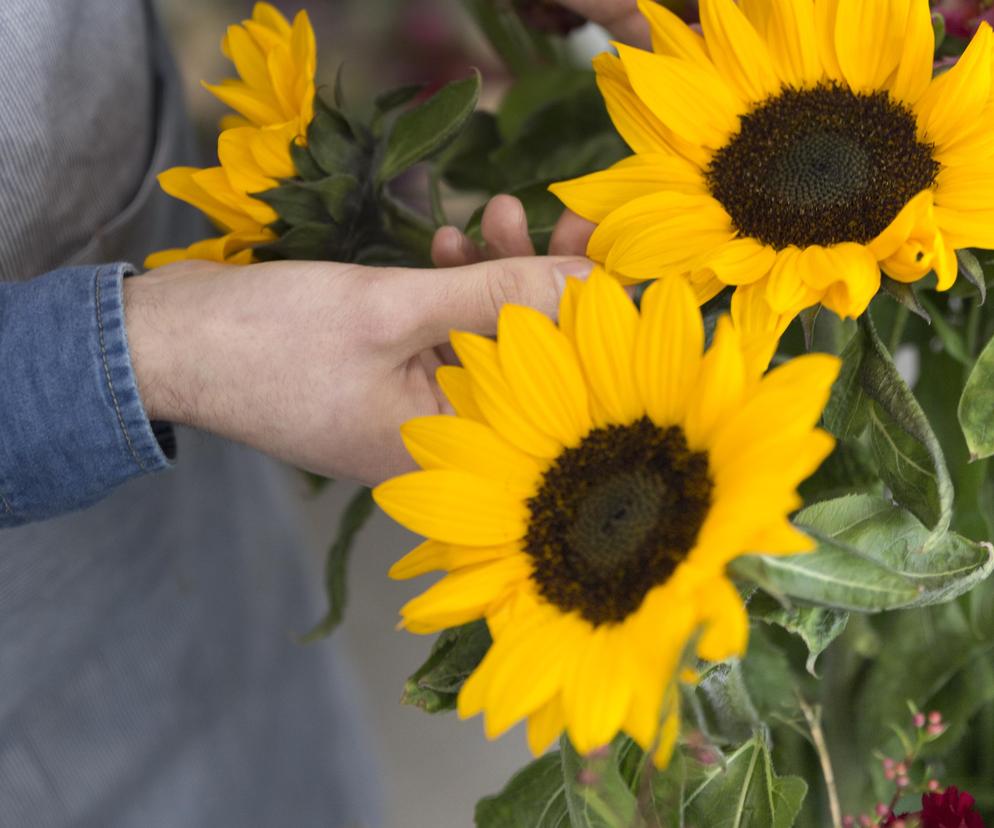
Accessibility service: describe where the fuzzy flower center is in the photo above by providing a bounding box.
[524,418,713,626]
[705,84,940,250]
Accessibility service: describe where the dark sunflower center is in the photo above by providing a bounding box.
[524,418,712,626]
[705,83,940,250]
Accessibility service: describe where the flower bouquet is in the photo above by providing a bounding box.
[150,1,994,825]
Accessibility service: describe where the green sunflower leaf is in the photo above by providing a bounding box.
[253,182,328,227]
[298,487,375,642]
[474,752,568,827]
[378,70,482,185]
[560,735,641,828]
[956,248,987,303]
[734,495,993,612]
[254,222,342,262]
[401,620,491,714]
[750,593,849,676]
[959,331,994,460]
[681,736,807,828]
[858,314,954,535]
[823,327,870,441]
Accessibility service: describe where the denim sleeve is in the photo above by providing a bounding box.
[0,263,174,527]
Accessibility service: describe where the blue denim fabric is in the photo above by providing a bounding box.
[0,263,171,527]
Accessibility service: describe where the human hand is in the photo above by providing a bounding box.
[552,0,650,49]
[126,249,593,486]
[431,194,596,267]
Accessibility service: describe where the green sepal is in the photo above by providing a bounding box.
[401,620,491,713]
[307,107,362,176]
[299,487,375,642]
[254,222,341,261]
[377,70,482,185]
[289,140,327,182]
[959,331,994,460]
[880,276,930,322]
[298,173,360,223]
[253,182,328,227]
[956,248,987,304]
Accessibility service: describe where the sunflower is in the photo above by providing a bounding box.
[551,0,994,332]
[374,271,838,765]
[205,1,316,138]
[145,4,315,269]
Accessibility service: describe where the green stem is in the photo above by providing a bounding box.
[461,0,541,76]
[798,697,843,828]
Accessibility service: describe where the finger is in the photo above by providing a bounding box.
[553,0,650,48]
[388,256,596,353]
[549,209,596,257]
[481,195,536,259]
[431,225,483,268]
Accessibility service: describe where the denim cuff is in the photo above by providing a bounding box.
[0,263,173,527]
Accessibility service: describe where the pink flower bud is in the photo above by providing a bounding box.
[927,723,945,737]
[897,774,911,789]
[883,757,896,770]
[876,802,892,816]
[928,710,942,725]
[914,712,926,728]
[928,778,941,791]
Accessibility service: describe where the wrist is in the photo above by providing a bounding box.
[123,265,207,427]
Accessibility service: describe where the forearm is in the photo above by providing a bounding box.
[0,264,173,527]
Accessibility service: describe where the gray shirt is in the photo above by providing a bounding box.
[0,2,379,825]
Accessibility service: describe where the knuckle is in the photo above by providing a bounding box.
[481,261,527,319]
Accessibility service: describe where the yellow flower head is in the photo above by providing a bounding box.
[205,1,316,137]
[145,3,316,269]
[552,0,994,331]
[374,271,839,766]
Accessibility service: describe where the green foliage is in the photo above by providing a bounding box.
[960,332,994,460]
[401,620,491,713]
[377,71,482,184]
[299,487,375,642]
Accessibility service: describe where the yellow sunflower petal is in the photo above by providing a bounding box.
[916,23,993,148]
[388,539,517,580]
[399,555,533,633]
[637,0,710,66]
[748,520,816,555]
[575,271,642,424]
[636,275,704,427]
[436,365,486,423]
[891,0,935,104]
[527,695,566,756]
[764,0,822,87]
[813,0,844,81]
[373,470,528,546]
[683,316,746,450]
[252,2,293,37]
[593,53,675,156]
[191,166,277,226]
[699,0,781,103]
[798,243,880,319]
[498,306,592,447]
[766,247,815,313]
[483,613,585,739]
[935,205,994,250]
[401,416,542,494]
[616,43,744,149]
[834,0,910,93]
[558,276,584,346]
[450,332,562,459]
[651,692,683,768]
[563,625,634,755]
[600,195,736,283]
[693,237,777,287]
[226,23,279,102]
[218,127,279,194]
[868,190,935,260]
[550,153,705,224]
[203,78,285,127]
[696,578,749,662]
[157,166,264,233]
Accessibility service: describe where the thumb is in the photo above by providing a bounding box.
[396,255,595,352]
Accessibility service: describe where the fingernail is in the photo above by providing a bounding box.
[554,258,595,283]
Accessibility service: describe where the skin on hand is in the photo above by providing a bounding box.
[126,197,593,486]
[553,0,650,48]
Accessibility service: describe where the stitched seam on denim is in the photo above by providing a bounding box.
[95,269,148,472]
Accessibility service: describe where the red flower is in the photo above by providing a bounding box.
[880,787,985,827]
[919,787,985,828]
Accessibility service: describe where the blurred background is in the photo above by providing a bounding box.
[153,2,597,825]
